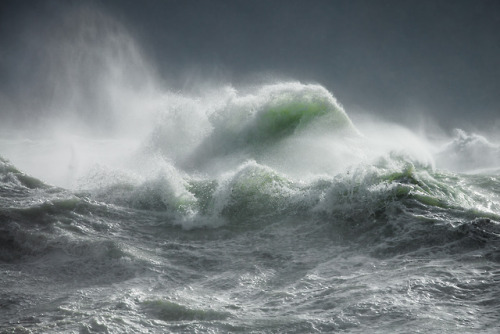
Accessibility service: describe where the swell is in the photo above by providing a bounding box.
[1,82,500,261]
[4,152,498,263]
[0,157,149,287]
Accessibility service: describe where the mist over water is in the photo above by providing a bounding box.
[2,4,497,189]
[1,3,500,333]
[2,2,499,188]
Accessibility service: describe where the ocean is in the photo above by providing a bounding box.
[1,81,499,333]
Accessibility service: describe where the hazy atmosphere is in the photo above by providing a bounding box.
[1,0,500,131]
[1,1,499,333]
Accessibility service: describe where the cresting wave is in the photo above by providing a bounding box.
[1,83,500,333]
[79,83,500,232]
[1,4,500,332]
[1,82,499,234]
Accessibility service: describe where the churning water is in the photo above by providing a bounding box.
[1,6,499,334]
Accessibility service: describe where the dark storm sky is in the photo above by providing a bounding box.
[1,0,500,131]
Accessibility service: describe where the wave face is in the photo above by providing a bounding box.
[1,81,500,333]
[179,83,358,174]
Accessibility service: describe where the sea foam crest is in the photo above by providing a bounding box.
[178,82,360,175]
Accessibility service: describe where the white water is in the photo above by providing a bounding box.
[1,4,498,191]
[1,5,500,333]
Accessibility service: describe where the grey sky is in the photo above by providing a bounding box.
[1,0,500,131]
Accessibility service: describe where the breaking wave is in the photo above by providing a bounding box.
[1,5,499,332]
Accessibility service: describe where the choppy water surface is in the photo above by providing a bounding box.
[1,81,500,333]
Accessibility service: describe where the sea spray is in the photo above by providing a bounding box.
[1,4,500,333]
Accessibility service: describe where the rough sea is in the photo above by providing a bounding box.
[1,80,499,333]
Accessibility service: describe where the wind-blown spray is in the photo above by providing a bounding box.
[0,3,499,333]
